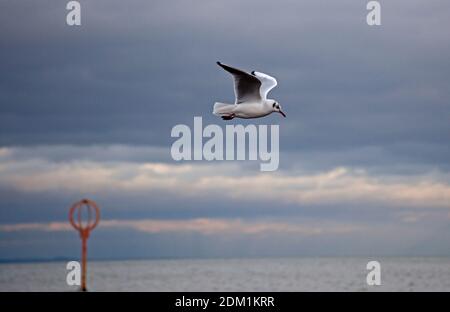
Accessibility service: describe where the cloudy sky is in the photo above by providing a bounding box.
[1,0,450,260]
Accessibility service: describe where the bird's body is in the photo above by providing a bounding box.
[213,101,273,119]
[213,62,286,120]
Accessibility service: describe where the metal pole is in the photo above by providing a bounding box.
[69,199,100,292]
[81,233,87,291]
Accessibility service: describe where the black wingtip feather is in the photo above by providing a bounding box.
[251,70,255,75]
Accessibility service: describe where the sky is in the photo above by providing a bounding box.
[1,0,450,260]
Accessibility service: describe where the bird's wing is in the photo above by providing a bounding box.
[217,62,262,104]
[251,71,277,100]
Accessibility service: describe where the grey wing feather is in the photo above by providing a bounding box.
[251,71,277,100]
[217,62,261,104]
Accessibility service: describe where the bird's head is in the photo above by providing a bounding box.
[271,100,286,117]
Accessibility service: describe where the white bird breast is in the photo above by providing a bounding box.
[232,103,273,119]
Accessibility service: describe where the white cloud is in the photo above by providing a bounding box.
[0,217,361,236]
[1,145,450,209]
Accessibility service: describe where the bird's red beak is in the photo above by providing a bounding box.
[279,110,286,117]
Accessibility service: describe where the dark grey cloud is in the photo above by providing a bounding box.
[1,0,450,259]
[2,217,450,260]
[1,1,449,170]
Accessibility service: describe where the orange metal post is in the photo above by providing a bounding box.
[69,199,100,292]
[81,233,87,291]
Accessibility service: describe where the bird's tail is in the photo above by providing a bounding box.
[213,102,235,116]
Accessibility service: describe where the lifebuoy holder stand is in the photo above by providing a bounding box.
[69,199,100,291]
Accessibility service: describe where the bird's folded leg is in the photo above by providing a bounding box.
[221,113,235,120]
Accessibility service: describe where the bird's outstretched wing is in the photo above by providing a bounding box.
[251,71,277,100]
[217,62,262,104]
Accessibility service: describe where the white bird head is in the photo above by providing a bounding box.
[269,100,286,117]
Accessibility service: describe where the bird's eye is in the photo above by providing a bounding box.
[272,103,276,108]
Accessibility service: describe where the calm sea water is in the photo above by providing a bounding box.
[0,257,449,291]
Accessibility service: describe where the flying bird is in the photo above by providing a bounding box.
[213,62,286,120]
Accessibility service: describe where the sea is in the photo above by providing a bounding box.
[0,257,449,292]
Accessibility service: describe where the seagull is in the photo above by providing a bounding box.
[213,62,286,120]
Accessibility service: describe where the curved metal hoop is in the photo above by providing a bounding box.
[69,199,100,232]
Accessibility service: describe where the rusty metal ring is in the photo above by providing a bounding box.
[69,199,100,232]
